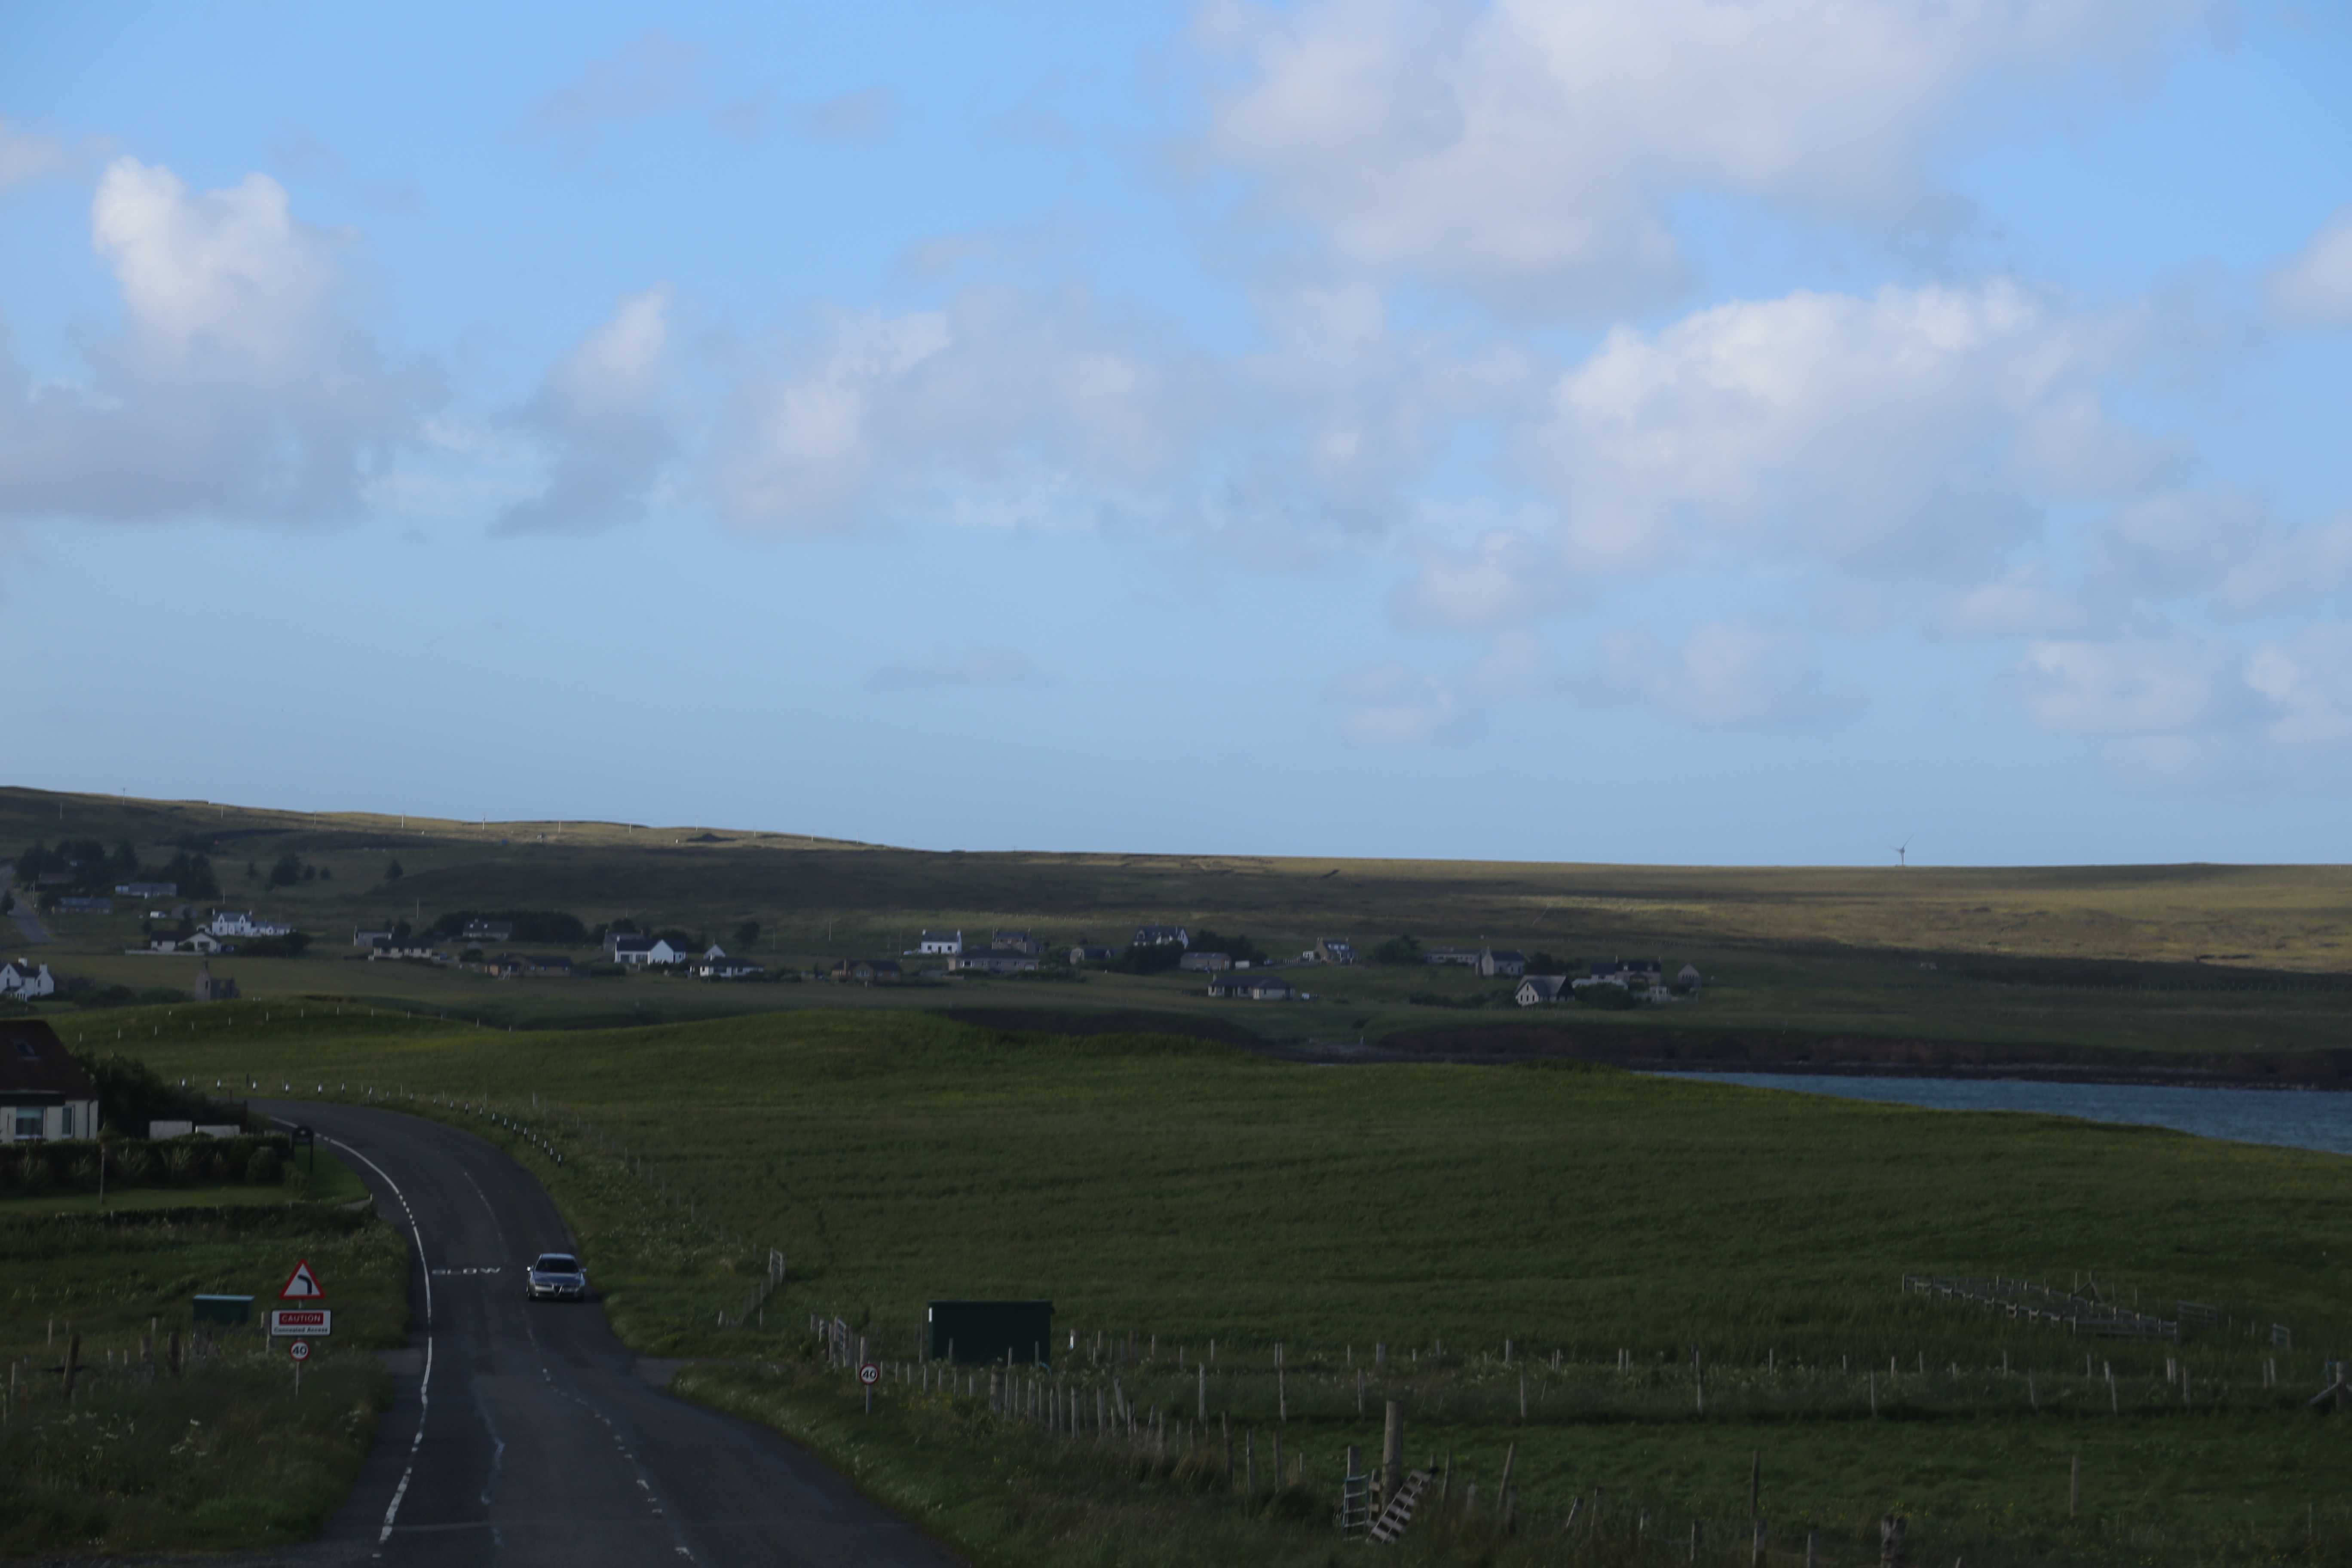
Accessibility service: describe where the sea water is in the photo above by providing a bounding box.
[1650,1072,2352,1159]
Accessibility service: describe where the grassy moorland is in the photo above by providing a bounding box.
[93,1001,2352,1566]
[0,1150,408,1555]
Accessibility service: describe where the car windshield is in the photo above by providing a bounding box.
[534,1255,579,1273]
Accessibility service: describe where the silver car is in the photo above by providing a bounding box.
[524,1252,588,1301]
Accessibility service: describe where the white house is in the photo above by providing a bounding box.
[1133,924,1189,949]
[115,881,177,898]
[2,1021,99,1143]
[1311,937,1357,965]
[1476,948,1528,978]
[1515,975,1568,1006]
[610,936,655,967]
[150,931,224,956]
[0,960,55,1001]
[211,911,293,939]
[1206,972,1296,1001]
[917,930,963,956]
[695,954,765,980]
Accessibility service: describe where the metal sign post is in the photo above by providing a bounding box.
[290,1338,310,1395]
[859,1361,879,1415]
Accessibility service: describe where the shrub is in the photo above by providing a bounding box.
[11,1149,51,1194]
[245,1146,280,1185]
[162,1145,202,1185]
[1577,981,1639,1010]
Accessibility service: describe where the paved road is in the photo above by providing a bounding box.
[259,1102,958,1568]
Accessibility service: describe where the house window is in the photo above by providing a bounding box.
[13,1108,40,1140]
[58,1105,74,1138]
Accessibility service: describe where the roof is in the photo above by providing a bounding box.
[0,1020,97,1101]
[610,936,653,952]
[1486,949,1527,961]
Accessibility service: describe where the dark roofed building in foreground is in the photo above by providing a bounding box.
[1,1020,98,1143]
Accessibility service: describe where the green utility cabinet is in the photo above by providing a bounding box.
[927,1299,1054,1366]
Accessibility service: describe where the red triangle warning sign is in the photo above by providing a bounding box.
[279,1259,325,1300]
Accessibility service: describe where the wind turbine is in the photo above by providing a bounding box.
[1890,836,1913,869]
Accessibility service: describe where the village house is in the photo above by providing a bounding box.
[1178,950,1232,972]
[1678,963,1702,992]
[1587,958,1664,986]
[211,911,294,938]
[830,958,903,984]
[353,926,395,947]
[953,949,1039,975]
[1476,947,1528,978]
[609,935,655,966]
[463,919,515,945]
[1206,971,1297,1001]
[695,953,765,980]
[0,959,56,1001]
[149,931,224,956]
[369,935,444,962]
[1515,974,1569,1006]
[1066,944,1113,964]
[1422,946,1481,966]
[57,896,113,915]
[990,931,1045,957]
[1132,924,1189,949]
[1,1021,98,1142]
[489,953,576,979]
[917,930,963,956]
[115,880,177,898]
[1311,937,1357,965]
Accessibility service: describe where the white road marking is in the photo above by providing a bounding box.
[294,1125,438,1548]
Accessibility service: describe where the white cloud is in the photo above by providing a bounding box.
[1587,621,1864,728]
[713,287,1215,534]
[2266,206,2352,329]
[0,118,78,194]
[1524,279,2159,575]
[1198,0,2205,316]
[870,646,1053,690]
[2089,489,2352,616]
[527,32,702,138]
[1323,661,1474,746]
[2003,633,2249,735]
[501,285,678,532]
[0,158,423,523]
[1938,565,2107,640]
[1388,530,1578,630]
[796,88,894,142]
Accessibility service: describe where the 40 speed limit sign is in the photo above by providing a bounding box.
[858,1363,879,1386]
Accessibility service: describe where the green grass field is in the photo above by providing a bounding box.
[0,1178,408,1554]
[79,1001,2352,1565]
[14,785,2352,1066]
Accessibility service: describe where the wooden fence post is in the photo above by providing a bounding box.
[1381,1400,1404,1506]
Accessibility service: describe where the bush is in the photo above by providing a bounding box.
[1577,981,1639,1010]
[1369,935,1424,966]
[245,1146,280,1185]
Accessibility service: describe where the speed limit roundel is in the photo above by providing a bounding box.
[858,1362,879,1386]
[289,1340,312,1362]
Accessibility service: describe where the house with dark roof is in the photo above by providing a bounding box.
[952,950,1038,975]
[1476,948,1528,978]
[609,935,655,966]
[991,931,1045,957]
[1311,937,1357,965]
[1178,950,1232,972]
[490,953,576,979]
[0,1020,97,1142]
[1422,946,1480,966]
[1133,925,1189,949]
[463,919,515,944]
[830,958,904,984]
[1590,958,1663,985]
[1515,974,1568,1006]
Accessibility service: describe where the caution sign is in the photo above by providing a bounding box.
[279,1259,326,1300]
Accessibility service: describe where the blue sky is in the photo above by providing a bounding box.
[4,1,2349,866]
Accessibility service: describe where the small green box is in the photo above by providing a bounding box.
[192,1294,252,1326]
[928,1299,1054,1366]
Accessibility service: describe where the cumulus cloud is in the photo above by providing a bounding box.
[1523,279,2162,575]
[2266,206,2352,329]
[501,285,678,532]
[1198,0,2205,316]
[1323,661,1474,746]
[796,87,894,142]
[0,118,82,194]
[2003,632,2251,735]
[870,646,1053,690]
[1388,530,1578,630]
[712,286,1215,534]
[1586,621,1864,728]
[1938,565,2108,640]
[2088,489,2352,617]
[0,158,424,524]
[527,32,702,139]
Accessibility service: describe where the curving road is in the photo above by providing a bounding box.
[258,1102,957,1568]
